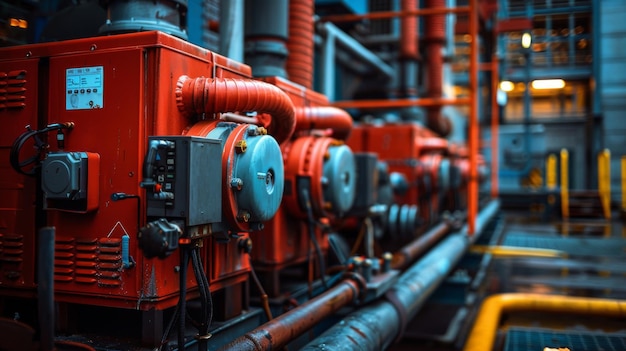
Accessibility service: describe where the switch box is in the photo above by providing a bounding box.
[145,136,222,226]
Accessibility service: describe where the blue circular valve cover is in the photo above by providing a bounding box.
[234,133,284,222]
[322,144,357,217]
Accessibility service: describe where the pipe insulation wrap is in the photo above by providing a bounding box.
[176,76,296,144]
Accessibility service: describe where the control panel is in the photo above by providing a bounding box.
[66,66,104,110]
[143,136,222,226]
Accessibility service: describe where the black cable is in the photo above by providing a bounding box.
[191,246,212,351]
[160,303,180,351]
[178,246,190,351]
[9,122,74,176]
[301,188,328,290]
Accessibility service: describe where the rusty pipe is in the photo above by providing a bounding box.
[176,76,296,144]
[393,221,451,270]
[400,0,419,60]
[295,106,353,140]
[464,293,626,351]
[218,278,362,351]
[287,0,314,89]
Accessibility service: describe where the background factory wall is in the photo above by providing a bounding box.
[600,0,626,203]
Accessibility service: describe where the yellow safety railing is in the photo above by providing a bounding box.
[463,293,626,351]
[546,154,557,190]
[560,149,569,219]
[598,149,611,219]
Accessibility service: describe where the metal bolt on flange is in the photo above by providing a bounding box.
[247,126,260,136]
[230,178,243,190]
[235,140,247,154]
[236,210,251,222]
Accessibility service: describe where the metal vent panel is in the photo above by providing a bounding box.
[0,70,26,110]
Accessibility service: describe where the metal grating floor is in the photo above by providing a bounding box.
[505,327,626,351]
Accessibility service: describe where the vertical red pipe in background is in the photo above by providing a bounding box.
[287,0,314,89]
[468,0,479,235]
[400,0,419,59]
[424,0,451,137]
[491,55,499,199]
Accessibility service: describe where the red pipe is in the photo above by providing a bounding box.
[321,6,470,23]
[218,278,362,351]
[176,76,296,144]
[393,221,451,270]
[490,55,499,199]
[418,136,449,153]
[287,0,314,89]
[295,106,353,140]
[424,0,451,137]
[468,0,479,235]
[400,0,419,60]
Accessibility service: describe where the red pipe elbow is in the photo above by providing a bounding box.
[176,76,296,144]
[295,106,353,140]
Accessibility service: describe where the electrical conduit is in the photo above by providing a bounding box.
[176,76,296,144]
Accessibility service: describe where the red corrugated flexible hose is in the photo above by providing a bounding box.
[176,76,296,144]
[295,106,353,140]
[286,0,314,89]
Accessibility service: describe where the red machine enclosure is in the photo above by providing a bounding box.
[0,32,253,310]
[347,123,450,224]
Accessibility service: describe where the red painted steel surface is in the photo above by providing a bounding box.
[0,60,39,292]
[0,31,254,310]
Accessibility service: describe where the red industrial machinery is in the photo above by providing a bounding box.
[0,0,503,350]
[0,32,294,341]
[248,76,357,296]
[347,123,450,227]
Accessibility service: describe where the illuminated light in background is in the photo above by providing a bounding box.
[521,32,532,49]
[531,79,566,90]
[499,81,515,92]
[9,18,28,29]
